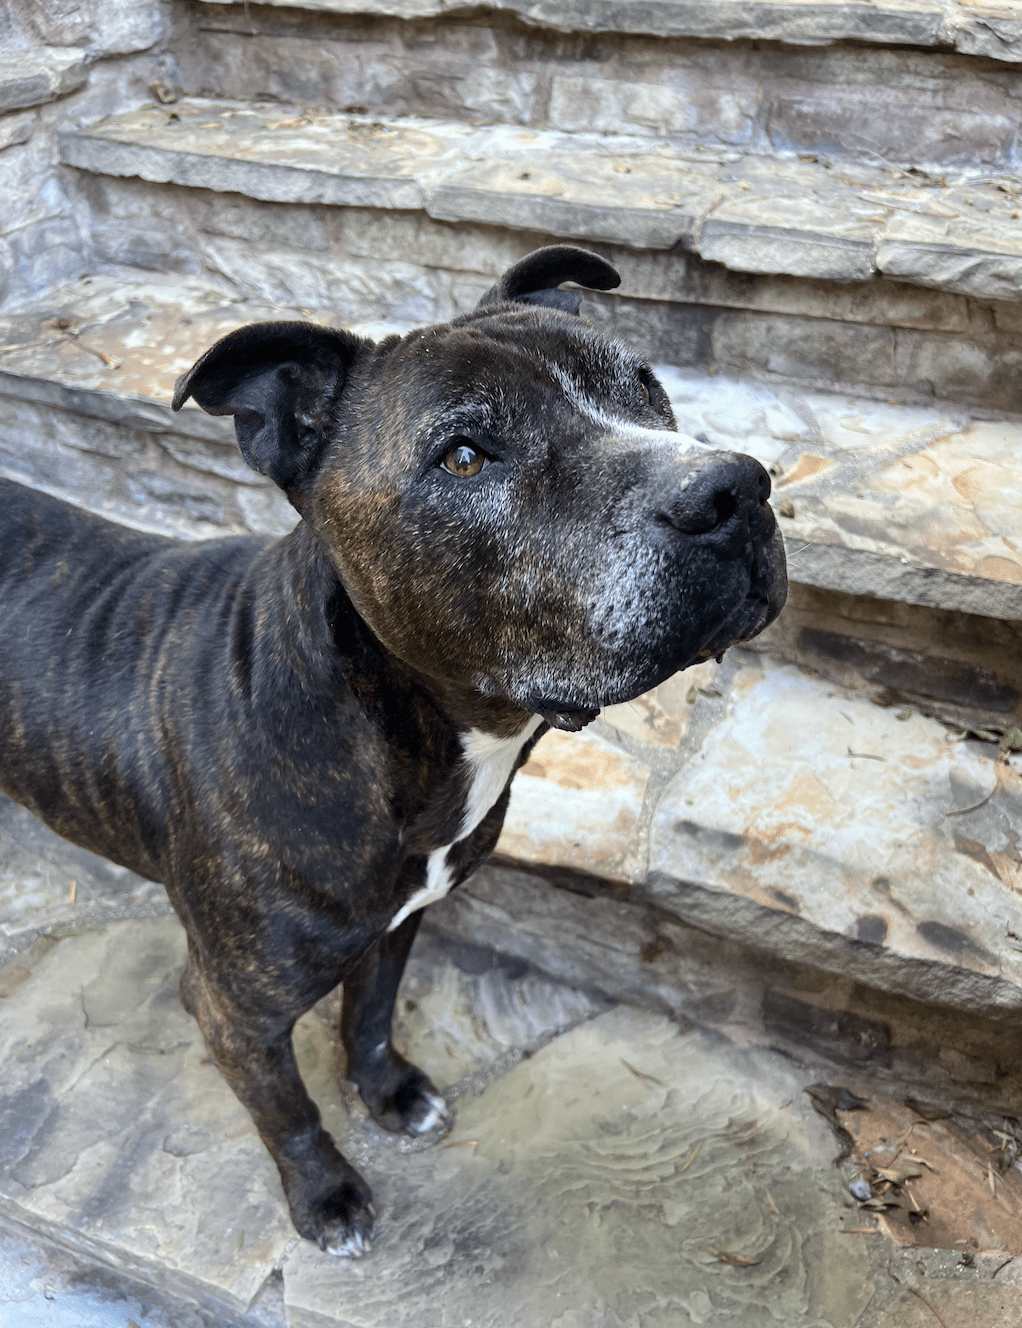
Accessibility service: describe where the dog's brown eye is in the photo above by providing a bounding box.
[442,442,485,477]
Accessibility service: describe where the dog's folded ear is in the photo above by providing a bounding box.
[172,322,372,493]
[477,245,621,315]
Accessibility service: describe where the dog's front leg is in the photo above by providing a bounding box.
[185,961,375,1256]
[340,910,453,1137]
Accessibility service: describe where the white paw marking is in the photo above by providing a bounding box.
[409,1091,450,1135]
[387,717,542,932]
[326,1228,372,1258]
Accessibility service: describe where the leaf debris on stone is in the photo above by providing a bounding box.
[805,1083,869,1162]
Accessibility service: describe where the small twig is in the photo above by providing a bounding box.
[946,785,998,817]
[679,1140,704,1173]
[0,338,49,355]
[907,1286,950,1328]
[621,1059,652,1090]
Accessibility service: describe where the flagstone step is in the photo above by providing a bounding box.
[2,273,1022,617]
[59,100,1022,305]
[197,0,1022,63]
[493,648,1022,1020]
[0,913,895,1327]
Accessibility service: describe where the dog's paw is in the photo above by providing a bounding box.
[280,1140,377,1257]
[357,1062,454,1137]
[395,1075,453,1137]
[292,1179,376,1258]
[315,1188,377,1258]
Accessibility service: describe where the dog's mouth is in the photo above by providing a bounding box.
[526,529,787,733]
[528,697,601,732]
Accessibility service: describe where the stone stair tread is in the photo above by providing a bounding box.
[59,99,1022,300]
[198,0,1022,63]
[501,650,1022,1016]
[2,275,1021,612]
[0,47,88,115]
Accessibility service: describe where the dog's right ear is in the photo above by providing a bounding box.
[477,245,621,315]
[172,322,372,493]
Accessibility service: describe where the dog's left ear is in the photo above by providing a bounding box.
[172,322,372,492]
[477,244,621,315]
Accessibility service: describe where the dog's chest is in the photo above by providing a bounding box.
[387,717,543,931]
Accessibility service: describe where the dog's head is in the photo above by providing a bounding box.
[174,246,786,730]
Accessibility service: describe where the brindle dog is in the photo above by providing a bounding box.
[0,246,786,1255]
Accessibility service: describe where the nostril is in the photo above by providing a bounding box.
[713,491,737,525]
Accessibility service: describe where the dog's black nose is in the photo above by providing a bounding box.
[660,452,771,537]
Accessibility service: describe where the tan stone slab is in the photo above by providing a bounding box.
[496,726,652,883]
[775,406,1022,617]
[58,100,1022,297]
[281,1004,855,1328]
[197,0,1022,64]
[647,652,1022,1014]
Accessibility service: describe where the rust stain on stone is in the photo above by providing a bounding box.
[776,454,836,488]
[976,555,1022,584]
[518,733,635,791]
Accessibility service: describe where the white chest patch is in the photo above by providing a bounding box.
[387,716,543,932]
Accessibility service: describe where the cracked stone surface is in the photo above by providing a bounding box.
[3,276,1022,615]
[58,100,1022,301]
[198,0,1022,64]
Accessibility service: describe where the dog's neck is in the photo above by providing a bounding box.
[255,520,539,742]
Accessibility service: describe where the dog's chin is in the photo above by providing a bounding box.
[522,537,787,733]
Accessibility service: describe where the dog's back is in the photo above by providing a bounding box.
[0,478,268,879]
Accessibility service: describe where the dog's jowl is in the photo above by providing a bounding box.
[0,246,786,1255]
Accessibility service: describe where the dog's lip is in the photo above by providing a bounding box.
[527,696,601,732]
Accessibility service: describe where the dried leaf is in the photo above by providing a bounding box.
[708,1248,761,1267]
[848,748,886,761]
[861,1197,900,1210]
[620,1059,664,1089]
[765,1189,779,1215]
[805,1084,868,1163]
[679,1140,704,1173]
[876,1166,922,1184]
[267,116,311,130]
